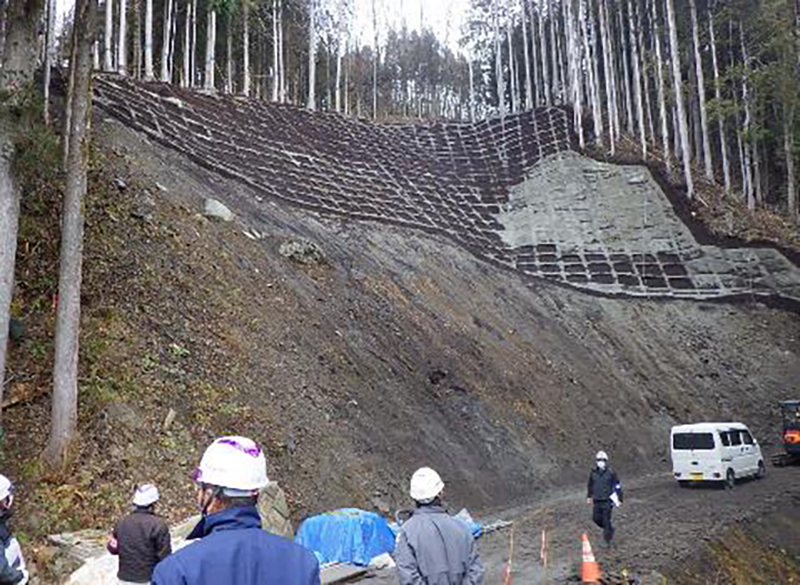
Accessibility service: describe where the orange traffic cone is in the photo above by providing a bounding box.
[581,533,601,584]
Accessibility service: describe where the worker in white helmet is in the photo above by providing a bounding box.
[393,467,484,585]
[586,451,623,548]
[0,474,27,585]
[107,483,171,584]
[152,436,320,585]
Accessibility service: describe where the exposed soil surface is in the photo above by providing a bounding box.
[4,111,799,583]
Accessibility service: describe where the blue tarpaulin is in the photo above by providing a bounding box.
[295,508,396,566]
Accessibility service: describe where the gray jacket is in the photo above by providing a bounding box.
[394,506,484,585]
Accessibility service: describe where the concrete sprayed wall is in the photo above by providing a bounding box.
[94,76,800,304]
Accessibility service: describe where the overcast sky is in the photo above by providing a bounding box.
[352,0,471,51]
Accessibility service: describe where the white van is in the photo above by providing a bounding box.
[670,423,766,488]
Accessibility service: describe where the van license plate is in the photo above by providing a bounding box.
[691,473,703,481]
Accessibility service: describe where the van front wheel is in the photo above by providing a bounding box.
[757,461,766,479]
[725,469,736,489]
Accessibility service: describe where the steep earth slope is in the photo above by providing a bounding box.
[4,85,799,582]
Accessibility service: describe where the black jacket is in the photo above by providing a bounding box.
[587,466,622,503]
[0,515,25,585]
[111,508,172,583]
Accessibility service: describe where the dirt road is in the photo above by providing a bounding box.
[367,463,800,584]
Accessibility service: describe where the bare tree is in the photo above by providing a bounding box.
[628,0,646,156]
[242,0,250,95]
[182,0,192,86]
[103,0,114,70]
[161,0,174,82]
[708,3,729,192]
[307,0,316,109]
[43,0,97,467]
[520,0,532,110]
[0,0,46,426]
[118,0,127,74]
[689,0,713,180]
[204,8,217,90]
[43,0,55,123]
[666,0,694,198]
[652,0,671,170]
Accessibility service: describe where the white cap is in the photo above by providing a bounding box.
[596,451,609,461]
[133,484,160,507]
[194,436,269,496]
[409,467,444,503]
[0,475,12,502]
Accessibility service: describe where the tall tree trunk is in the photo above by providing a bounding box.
[564,0,583,147]
[582,0,602,141]
[740,23,754,209]
[132,0,141,78]
[553,0,566,104]
[653,0,671,170]
[278,0,285,102]
[272,0,279,101]
[599,0,617,152]
[468,54,476,121]
[43,0,97,467]
[0,2,6,61]
[689,0,713,179]
[242,0,249,95]
[335,35,342,112]
[787,116,797,222]
[144,0,153,79]
[103,0,114,70]
[0,0,46,425]
[708,4,730,192]
[225,15,232,93]
[371,0,378,118]
[521,0,532,110]
[539,3,550,106]
[307,0,316,109]
[182,0,191,87]
[160,0,173,82]
[527,0,540,107]
[190,0,197,85]
[494,0,506,117]
[666,0,694,198]
[507,15,518,113]
[628,0,646,156]
[117,0,127,74]
[43,0,55,123]
[546,1,558,104]
[204,8,216,90]
[619,3,634,135]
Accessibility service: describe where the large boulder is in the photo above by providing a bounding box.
[202,198,234,222]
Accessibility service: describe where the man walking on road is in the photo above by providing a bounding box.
[587,451,622,548]
[108,483,172,584]
[394,467,484,585]
[152,436,320,585]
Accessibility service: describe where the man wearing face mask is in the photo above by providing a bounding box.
[0,475,27,585]
[586,451,622,548]
[151,436,320,585]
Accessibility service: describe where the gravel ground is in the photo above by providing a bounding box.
[364,463,800,584]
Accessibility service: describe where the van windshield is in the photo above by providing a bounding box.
[673,432,715,450]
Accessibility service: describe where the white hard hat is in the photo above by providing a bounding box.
[133,484,160,507]
[596,451,609,461]
[0,475,12,502]
[193,436,269,496]
[409,467,444,503]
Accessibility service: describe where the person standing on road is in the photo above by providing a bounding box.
[394,467,485,585]
[152,436,320,585]
[0,475,28,584]
[586,451,622,548]
[108,483,172,585]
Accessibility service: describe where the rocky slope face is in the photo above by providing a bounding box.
[6,89,799,582]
